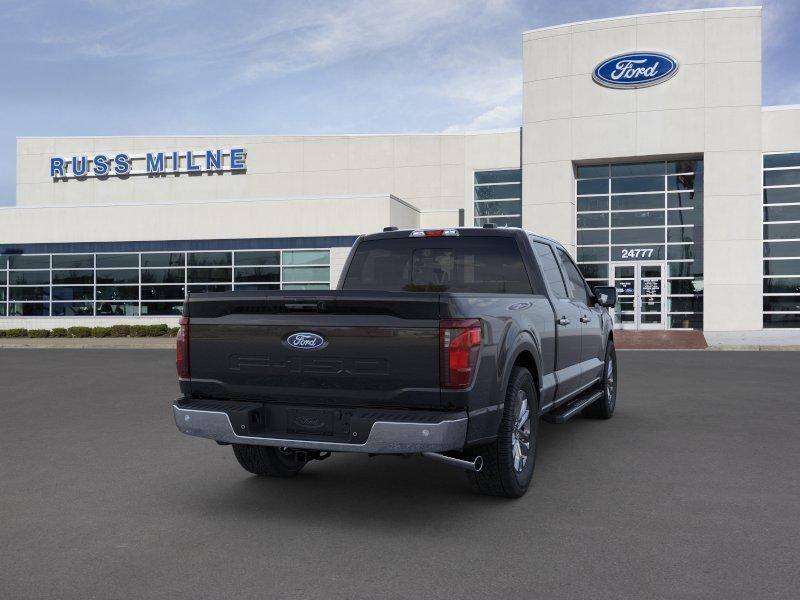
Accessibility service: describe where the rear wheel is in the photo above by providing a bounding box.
[468,366,539,498]
[232,444,306,477]
[583,339,617,419]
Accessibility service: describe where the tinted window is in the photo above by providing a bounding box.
[52,254,93,269]
[9,255,49,269]
[343,236,532,294]
[531,241,567,299]
[141,253,185,267]
[557,249,590,305]
[96,254,138,268]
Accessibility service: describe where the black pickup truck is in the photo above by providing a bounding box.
[173,227,618,498]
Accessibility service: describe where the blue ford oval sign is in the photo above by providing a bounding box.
[593,52,678,89]
[286,332,327,350]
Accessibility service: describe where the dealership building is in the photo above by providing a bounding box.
[2,6,799,333]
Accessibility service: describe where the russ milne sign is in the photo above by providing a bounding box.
[50,148,246,179]
[593,52,678,89]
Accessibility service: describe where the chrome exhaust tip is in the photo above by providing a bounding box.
[421,452,483,472]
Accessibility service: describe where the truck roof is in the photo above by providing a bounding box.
[361,226,566,251]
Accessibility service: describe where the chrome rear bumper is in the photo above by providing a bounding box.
[173,403,468,454]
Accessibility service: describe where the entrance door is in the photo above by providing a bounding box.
[610,262,667,330]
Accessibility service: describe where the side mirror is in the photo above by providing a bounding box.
[593,285,617,308]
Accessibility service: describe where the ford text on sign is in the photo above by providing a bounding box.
[593,52,678,89]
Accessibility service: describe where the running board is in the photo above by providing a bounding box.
[542,390,604,424]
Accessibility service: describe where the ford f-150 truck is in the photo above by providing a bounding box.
[173,226,618,498]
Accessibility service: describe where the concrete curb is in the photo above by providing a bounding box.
[0,338,175,349]
[708,345,800,351]
[618,345,800,351]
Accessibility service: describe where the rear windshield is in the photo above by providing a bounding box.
[342,236,532,294]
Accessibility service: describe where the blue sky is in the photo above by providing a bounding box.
[1,0,798,206]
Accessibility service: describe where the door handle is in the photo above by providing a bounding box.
[558,317,571,326]
[580,315,591,323]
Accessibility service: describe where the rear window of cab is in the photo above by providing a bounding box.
[342,237,533,294]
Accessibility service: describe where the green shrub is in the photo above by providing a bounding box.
[167,327,179,337]
[129,325,148,338]
[68,326,92,338]
[28,329,51,338]
[109,324,132,337]
[4,328,28,338]
[50,328,69,338]
[0,330,6,338]
[145,324,170,337]
[91,327,112,338]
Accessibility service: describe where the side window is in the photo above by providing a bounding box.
[531,240,568,299]
[557,248,590,305]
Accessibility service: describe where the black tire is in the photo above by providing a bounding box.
[583,339,617,419]
[232,444,306,477]
[468,366,539,498]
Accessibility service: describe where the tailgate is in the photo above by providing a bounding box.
[186,291,443,409]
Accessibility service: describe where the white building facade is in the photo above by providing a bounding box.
[2,6,799,332]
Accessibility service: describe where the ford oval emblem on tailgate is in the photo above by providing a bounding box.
[285,332,327,350]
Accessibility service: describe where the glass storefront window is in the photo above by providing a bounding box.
[611,211,665,228]
[187,268,231,283]
[763,153,800,328]
[9,255,49,269]
[96,269,138,284]
[140,285,186,300]
[577,213,608,228]
[0,248,331,317]
[576,165,608,179]
[9,271,50,285]
[577,159,704,330]
[188,252,231,266]
[10,287,50,301]
[52,270,93,284]
[187,284,232,293]
[53,302,95,316]
[763,188,800,204]
[96,286,139,301]
[282,266,330,283]
[282,250,330,266]
[234,267,280,283]
[235,251,279,266]
[141,253,185,268]
[577,179,607,195]
[52,254,93,269]
[610,162,664,177]
[52,286,93,301]
[474,169,521,227]
[577,197,608,212]
[8,303,48,316]
[234,283,281,291]
[140,302,183,316]
[95,303,138,316]
[577,230,608,245]
[141,269,184,284]
[96,254,137,268]
[764,259,800,275]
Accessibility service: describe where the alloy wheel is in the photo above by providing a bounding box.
[606,357,616,409]
[511,390,531,473]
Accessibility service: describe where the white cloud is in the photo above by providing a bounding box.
[443,103,521,132]
[235,0,474,81]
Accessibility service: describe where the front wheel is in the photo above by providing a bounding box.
[232,444,306,477]
[468,366,539,498]
[583,339,617,419]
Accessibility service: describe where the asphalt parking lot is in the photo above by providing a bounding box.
[1,349,798,599]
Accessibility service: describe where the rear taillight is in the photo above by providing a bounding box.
[176,316,190,379]
[440,319,481,389]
